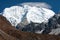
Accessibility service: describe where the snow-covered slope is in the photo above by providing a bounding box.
[26,6,55,23]
[2,5,55,27]
[3,6,25,26]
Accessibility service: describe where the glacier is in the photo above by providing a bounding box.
[2,5,55,27]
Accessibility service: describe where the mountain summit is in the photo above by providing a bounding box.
[2,5,55,27]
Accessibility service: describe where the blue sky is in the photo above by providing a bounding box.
[0,0,60,13]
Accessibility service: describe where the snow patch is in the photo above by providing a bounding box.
[49,28,60,35]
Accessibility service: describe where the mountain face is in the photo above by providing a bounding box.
[20,13,60,35]
[49,14,60,35]
[3,5,60,35]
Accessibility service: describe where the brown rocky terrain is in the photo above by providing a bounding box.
[0,15,60,40]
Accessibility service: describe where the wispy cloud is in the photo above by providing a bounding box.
[21,2,52,9]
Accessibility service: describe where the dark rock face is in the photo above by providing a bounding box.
[57,17,60,24]
[16,13,60,35]
[0,15,60,40]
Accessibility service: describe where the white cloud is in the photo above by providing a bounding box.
[21,2,52,9]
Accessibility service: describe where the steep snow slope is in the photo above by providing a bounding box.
[26,6,55,23]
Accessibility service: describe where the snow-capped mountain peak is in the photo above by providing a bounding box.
[2,5,55,27]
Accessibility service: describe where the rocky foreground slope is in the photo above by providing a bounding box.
[0,15,60,40]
